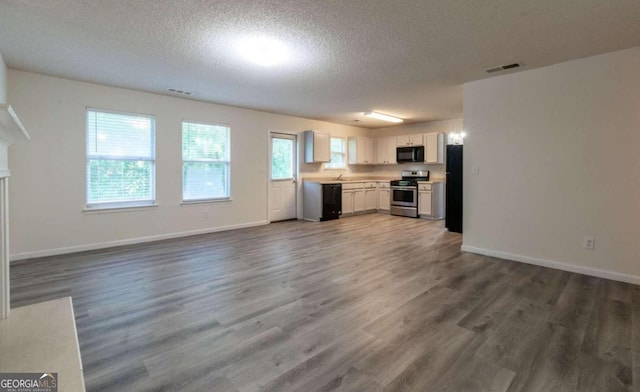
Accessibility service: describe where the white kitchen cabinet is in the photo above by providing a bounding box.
[424,132,444,164]
[417,181,444,219]
[375,136,397,164]
[342,183,365,214]
[377,182,390,212]
[364,182,377,211]
[353,189,365,212]
[304,130,330,163]
[397,134,424,147]
[341,189,354,214]
[418,191,432,216]
[348,136,374,164]
[342,182,378,215]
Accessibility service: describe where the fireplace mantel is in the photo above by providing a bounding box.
[0,103,29,320]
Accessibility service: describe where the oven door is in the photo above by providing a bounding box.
[391,186,417,207]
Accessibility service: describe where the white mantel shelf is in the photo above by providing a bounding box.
[0,103,30,146]
[1,103,29,320]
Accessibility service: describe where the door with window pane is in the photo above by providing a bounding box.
[269,133,297,221]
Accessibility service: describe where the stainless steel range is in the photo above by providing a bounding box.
[390,170,429,218]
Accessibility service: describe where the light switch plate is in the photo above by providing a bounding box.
[471,164,479,175]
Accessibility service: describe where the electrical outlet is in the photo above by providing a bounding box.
[203,211,208,219]
[471,164,479,175]
[583,236,595,250]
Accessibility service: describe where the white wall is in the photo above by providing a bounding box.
[7,70,370,259]
[372,119,463,180]
[0,51,7,104]
[463,46,640,283]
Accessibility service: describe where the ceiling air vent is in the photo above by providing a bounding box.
[485,62,521,73]
[167,88,193,96]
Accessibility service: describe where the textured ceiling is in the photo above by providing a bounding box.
[1,0,639,128]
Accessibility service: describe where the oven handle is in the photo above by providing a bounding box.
[391,186,417,191]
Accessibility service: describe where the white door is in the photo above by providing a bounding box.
[269,133,297,222]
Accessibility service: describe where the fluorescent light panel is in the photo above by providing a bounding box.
[364,111,403,123]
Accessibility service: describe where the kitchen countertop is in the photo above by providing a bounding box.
[303,177,444,184]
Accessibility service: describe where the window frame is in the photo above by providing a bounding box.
[181,120,232,203]
[325,137,347,170]
[85,107,157,210]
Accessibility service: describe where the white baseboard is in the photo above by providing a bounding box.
[461,245,640,285]
[11,220,269,261]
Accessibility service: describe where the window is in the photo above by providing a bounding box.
[86,109,155,208]
[182,121,231,201]
[271,136,295,180]
[325,137,346,169]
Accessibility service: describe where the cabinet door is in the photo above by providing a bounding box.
[376,138,386,164]
[365,137,375,164]
[365,189,377,210]
[348,136,370,164]
[386,137,397,164]
[410,134,424,146]
[397,134,423,146]
[418,192,432,216]
[377,137,397,164]
[424,132,444,164]
[342,191,354,214]
[353,189,365,212]
[397,135,411,146]
[314,132,331,162]
[378,189,390,211]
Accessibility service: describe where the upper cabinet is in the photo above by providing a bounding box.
[397,134,423,147]
[424,132,444,164]
[348,136,375,165]
[375,136,397,165]
[304,130,330,163]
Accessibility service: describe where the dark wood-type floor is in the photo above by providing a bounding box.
[10,214,640,392]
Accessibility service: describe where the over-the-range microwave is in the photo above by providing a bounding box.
[396,146,424,163]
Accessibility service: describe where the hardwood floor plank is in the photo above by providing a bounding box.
[7,214,639,392]
[505,323,582,392]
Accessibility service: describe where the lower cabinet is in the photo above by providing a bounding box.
[342,182,378,216]
[418,191,432,216]
[342,190,354,214]
[342,186,365,214]
[353,189,365,213]
[377,182,390,212]
[417,181,444,219]
[364,182,377,211]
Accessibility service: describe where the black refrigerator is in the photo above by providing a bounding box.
[445,145,463,233]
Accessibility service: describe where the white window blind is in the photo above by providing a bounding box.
[86,109,156,208]
[325,137,346,169]
[182,122,231,201]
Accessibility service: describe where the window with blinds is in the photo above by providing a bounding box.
[325,137,346,169]
[86,109,156,208]
[182,121,231,201]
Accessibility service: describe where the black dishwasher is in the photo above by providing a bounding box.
[321,184,342,221]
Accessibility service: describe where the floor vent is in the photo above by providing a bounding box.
[168,89,193,96]
[486,62,521,73]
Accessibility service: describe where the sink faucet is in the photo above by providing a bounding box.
[335,173,343,181]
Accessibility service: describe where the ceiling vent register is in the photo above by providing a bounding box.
[167,89,193,96]
[485,63,521,73]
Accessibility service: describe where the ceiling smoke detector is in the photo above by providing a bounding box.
[485,62,522,73]
[167,88,193,96]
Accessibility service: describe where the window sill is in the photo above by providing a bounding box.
[181,198,232,206]
[83,204,158,214]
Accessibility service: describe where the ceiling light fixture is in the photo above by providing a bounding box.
[238,36,289,66]
[364,111,403,123]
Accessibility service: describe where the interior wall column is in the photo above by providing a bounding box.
[0,176,9,320]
